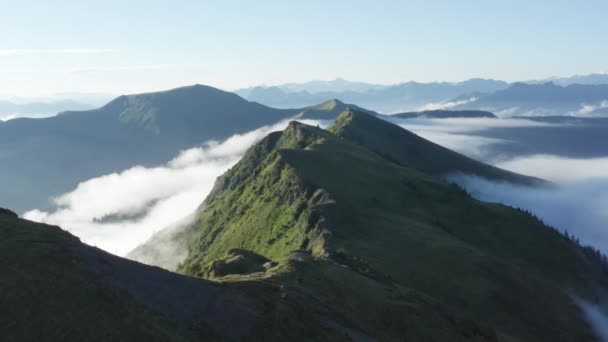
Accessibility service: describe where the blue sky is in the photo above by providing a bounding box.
[1,0,607,96]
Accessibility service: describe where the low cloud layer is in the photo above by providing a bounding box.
[449,173,608,254]
[385,116,556,160]
[574,298,608,341]
[24,118,325,256]
[417,97,478,111]
[495,155,608,182]
[382,116,608,254]
[448,151,608,256]
[0,114,18,121]
[572,100,608,116]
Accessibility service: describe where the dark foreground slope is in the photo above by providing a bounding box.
[0,208,259,340]
[3,205,483,341]
[170,111,607,341]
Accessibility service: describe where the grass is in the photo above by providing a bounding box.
[0,213,195,341]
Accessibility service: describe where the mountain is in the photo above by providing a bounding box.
[533,73,608,86]
[294,98,379,120]
[236,79,510,113]
[330,111,538,185]
[133,110,606,340]
[453,82,608,116]
[0,85,301,212]
[0,99,93,120]
[236,78,389,97]
[392,109,496,119]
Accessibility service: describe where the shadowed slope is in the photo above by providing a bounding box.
[0,85,299,212]
[0,209,258,340]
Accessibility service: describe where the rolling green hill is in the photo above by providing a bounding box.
[0,85,300,212]
[171,110,606,341]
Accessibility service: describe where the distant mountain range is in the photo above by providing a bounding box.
[453,82,608,116]
[236,78,510,113]
[531,73,608,86]
[235,73,608,113]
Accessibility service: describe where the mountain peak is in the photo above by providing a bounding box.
[314,98,344,110]
[330,110,543,185]
[295,99,379,120]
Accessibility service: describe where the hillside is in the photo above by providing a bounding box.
[330,110,541,185]
[134,110,607,340]
[0,85,300,212]
[6,207,465,340]
[0,208,252,340]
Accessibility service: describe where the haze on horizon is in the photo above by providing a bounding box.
[1,0,607,97]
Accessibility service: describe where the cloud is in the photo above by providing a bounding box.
[0,48,115,56]
[572,100,608,116]
[417,97,478,111]
[495,155,608,182]
[449,173,608,255]
[390,116,608,256]
[0,114,18,122]
[383,116,557,160]
[574,298,608,341]
[24,118,327,256]
[495,107,521,117]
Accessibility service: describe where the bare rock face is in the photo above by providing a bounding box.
[288,250,313,262]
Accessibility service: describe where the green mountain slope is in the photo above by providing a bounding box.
[330,110,543,185]
[295,98,378,120]
[2,208,489,341]
[174,111,606,341]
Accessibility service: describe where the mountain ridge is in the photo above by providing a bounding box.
[134,110,604,341]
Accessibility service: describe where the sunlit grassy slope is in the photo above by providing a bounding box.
[178,110,607,341]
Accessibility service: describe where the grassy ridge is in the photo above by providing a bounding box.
[178,110,606,340]
[329,110,544,185]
